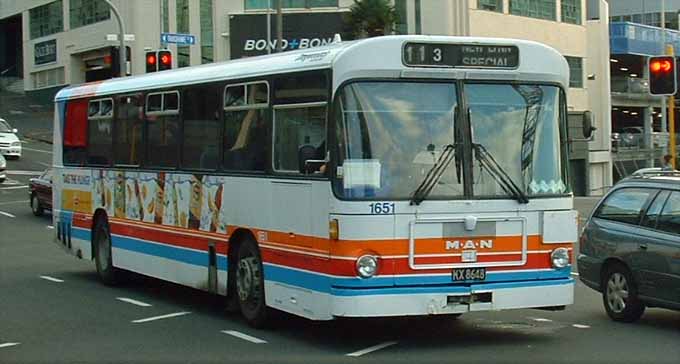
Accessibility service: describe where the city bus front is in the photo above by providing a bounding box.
[326,39,576,317]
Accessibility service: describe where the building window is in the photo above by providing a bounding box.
[32,67,65,89]
[394,0,408,34]
[177,0,190,67]
[565,56,583,88]
[70,0,111,29]
[30,1,63,39]
[478,0,503,12]
[200,0,214,64]
[244,0,337,9]
[509,0,556,21]
[162,0,169,33]
[561,0,580,24]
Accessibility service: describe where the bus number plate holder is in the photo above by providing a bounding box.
[452,268,486,282]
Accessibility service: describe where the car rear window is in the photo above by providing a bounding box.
[595,188,656,225]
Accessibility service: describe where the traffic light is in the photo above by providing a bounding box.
[110,46,131,77]
[158,50,172,71]
[649,56,677,95]
[145,50,172,73]
[145,51,158,73]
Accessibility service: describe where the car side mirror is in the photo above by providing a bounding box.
[12,128,18,133]
[582,111,596,140]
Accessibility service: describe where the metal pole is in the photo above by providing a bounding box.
[661,0,668,154]
[104,0,126,76]
[267,0,272,54]
[276,0,283,52]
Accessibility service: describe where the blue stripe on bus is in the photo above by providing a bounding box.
[72,227,572,297]
[71,227,228,270]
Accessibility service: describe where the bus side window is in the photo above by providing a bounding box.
[63,99,89,166]
[182,85,221,170]
[223,82,268,172]
[85,98,114,166]
[145,91,179,168]
[114,94,143,166]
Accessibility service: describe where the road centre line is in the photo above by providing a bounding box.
[346,341,398,357]
[131,311,190,323]
[47,225,54,229]
[0,211,16,218]
[528,317,553,322]
[572,324,590,329]
[0,342,20,349]
[0,200,28,206]
[221,330,267,344]
[22,147,52,154]
[116,297,152,307]
[0,185,28,190]
[6,170,42,175]
[39,275,64,282]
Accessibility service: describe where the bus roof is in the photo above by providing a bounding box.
[54,35,568,102]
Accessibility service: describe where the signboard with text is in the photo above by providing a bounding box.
[35,39,57,65]
[161,33,196,45]
[229,12,349,59]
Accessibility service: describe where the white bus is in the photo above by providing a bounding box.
[53,35,577,327]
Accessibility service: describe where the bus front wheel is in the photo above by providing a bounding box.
[236,238,270,328]
[94,218,120,285]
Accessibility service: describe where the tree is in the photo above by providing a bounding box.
[345,0,396,38]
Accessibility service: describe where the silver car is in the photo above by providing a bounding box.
[0,153,6,183]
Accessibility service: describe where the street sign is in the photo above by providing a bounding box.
[106,34,136,41]
[160,33,196,45]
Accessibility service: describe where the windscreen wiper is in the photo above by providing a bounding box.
[410,144,457,206]
[473,143,529,204]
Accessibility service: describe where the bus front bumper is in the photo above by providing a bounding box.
[330,278,574,317]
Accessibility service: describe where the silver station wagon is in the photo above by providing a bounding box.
[578,171,680,322]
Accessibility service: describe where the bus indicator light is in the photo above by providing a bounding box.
[649,56,677,95]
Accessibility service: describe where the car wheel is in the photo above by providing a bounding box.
[0,178,5,184]
[31,193,44,216]
[602,264,645,322]
[236,237,271,328]
[94,218,120,285]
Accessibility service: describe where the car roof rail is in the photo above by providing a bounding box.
[630,168,680,178]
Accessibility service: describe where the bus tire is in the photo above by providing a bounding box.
[93,217,120,285]
[236,237,270,328]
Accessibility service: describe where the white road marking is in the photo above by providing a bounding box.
[346,341,398,357]
[0,200,28,205]
[38,162,51,167]
[570,272,580,276]
[116,297,152,307]
[39,275,64,283]
[0,185,28,190]
[22,147,52,154]
[0,342,20,349]
[0,211,16,218]
[528,317,553,322]
[47,225,54,229]
[131,311,190,323]
[221,330,267,344]
[6,170,42,175]
[572,324,590,329]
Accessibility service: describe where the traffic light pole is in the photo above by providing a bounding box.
[104,0,126,77]
[667,44,677,169]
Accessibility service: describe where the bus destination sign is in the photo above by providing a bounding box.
[403,43,519,69]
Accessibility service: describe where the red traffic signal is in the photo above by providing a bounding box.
[158,50,172,71]
[649,56,677,95]
[145,51,158,73]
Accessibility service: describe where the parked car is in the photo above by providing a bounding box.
[616,126,669,148]
[0,118,22,159]
[578,170,680,322]
[29,168,53,216]
[0,153,6,183]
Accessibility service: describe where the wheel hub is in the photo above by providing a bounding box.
[237,257,260,302]
[606,272,629,313]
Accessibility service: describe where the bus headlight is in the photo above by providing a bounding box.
[356,255,378,278]
[551,248,570,269]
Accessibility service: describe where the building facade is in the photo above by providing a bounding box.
[0,0,612,195]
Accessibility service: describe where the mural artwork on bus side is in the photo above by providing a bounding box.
[64,170,228,233]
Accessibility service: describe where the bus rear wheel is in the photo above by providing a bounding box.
[94,218,120,285]
[236,238,270,328]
